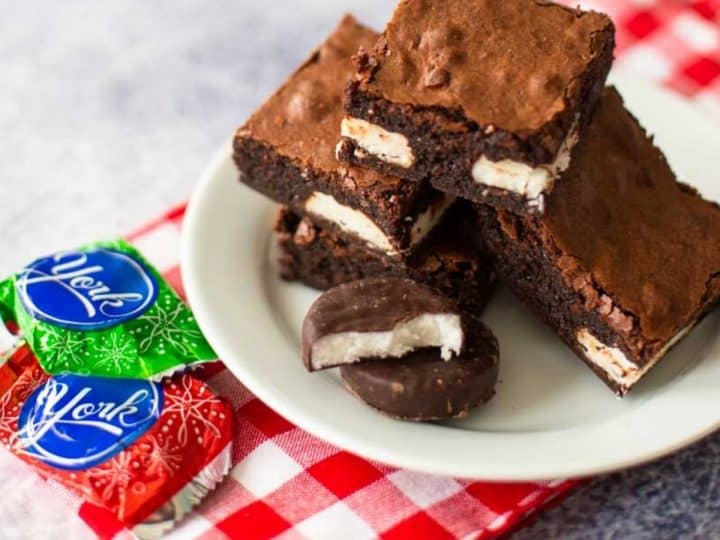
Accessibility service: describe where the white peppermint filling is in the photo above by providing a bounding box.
[471,120,580,212]
[305,192,394,252]
[310,313,463,370]
[304,192,453,255]
[341,117,415,168]
[577,326,693,390]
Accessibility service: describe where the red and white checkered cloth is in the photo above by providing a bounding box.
[5,1,720,539]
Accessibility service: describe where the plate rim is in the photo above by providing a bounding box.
[182,77,720,480]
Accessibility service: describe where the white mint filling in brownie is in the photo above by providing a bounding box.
[576,325,694,391]
[341,117,415,168]
[472,120,580,212]
[342,115,580,213]
[304,191,454,256]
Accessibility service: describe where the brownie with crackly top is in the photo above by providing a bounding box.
[234,15,452,259]
[339,0,615,215]
[475,87,720,396]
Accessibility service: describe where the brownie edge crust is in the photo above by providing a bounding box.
[472,88,720,396]
[476,205,720,396]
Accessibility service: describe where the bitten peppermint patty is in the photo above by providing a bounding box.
[341,316,499,421]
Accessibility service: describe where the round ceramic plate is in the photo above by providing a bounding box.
[182,76,720,480]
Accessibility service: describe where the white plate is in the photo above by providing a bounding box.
[182,76,720,480]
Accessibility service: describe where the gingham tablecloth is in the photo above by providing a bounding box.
[3,1,720,539]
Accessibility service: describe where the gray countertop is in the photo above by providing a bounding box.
[1,1,719,538]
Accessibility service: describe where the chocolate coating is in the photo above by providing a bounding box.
[302,277,460,370]
[362,0,613,132]
[341,317,499,421]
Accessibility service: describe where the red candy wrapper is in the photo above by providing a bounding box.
[0,345,233,539]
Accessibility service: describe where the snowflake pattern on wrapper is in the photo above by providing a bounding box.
[163,377,225,445]
[0,349,234,529]
[0,239,217,380]
[142,435,182,477]
[130,290,205,358]
[36,327,90,372]
[93,329,139,375]
[0,359,47,450]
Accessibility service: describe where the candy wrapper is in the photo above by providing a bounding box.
[0,344,233,539]
[0,239,216,379]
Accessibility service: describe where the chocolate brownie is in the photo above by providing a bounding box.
[275,204,496,315]
[339,0,615,215]
[475,87,720,396]
[234,15,452,259]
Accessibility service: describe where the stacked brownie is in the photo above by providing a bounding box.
[476,88,720,395]
[234,1,720,398]
[275,203,496,314]
[234,15,496,312]
[340,0,615,215]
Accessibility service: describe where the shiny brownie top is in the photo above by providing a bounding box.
[358,0,614,132]
[237,16,412,196]
[536,87,720,345]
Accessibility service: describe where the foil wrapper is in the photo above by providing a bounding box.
[0,239,216,379]
[0,345,233,538]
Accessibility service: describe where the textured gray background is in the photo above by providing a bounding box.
[1,1,719,539]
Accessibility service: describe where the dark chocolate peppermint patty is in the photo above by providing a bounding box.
[341,316,499,421]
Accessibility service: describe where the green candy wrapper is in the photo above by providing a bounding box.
[0,239,216,379]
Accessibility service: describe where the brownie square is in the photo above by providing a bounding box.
[275,203,497,315]
[339,0,615,215]
[234,15,452,259]
[476,87,720,395]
